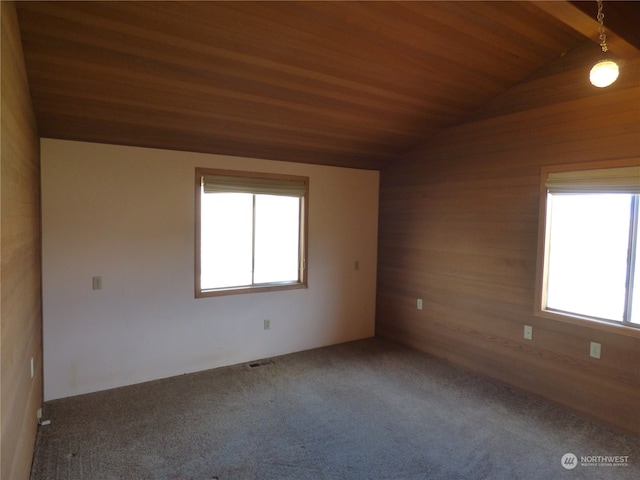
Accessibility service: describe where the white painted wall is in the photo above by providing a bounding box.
[41,139,379,400]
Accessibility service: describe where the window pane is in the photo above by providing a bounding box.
[200,192,253,289]
[632,214,639,324]
[254,195,300,284]
[546,194,631,321]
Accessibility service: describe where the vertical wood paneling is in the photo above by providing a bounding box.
[1,2,42,479]
[377,43,640,435]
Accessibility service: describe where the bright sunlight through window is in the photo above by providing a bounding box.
[546,194,635,322]
[195,169,308,297]
[539,164,639,327]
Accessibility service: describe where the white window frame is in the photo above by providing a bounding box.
[195,168,308,298]
[534,159,640,337]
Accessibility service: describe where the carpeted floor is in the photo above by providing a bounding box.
[30,338,639,479]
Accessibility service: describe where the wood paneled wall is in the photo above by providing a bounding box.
[376,43,640,435]
[1,2,43,479]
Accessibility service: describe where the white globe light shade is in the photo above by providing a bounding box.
[589,59,619,87]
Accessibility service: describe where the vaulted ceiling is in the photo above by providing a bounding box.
[14,1,640,169]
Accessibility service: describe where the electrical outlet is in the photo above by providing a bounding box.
[590,342,601,359]
[524,325,533,340]
[92,276,102,290]
[417,299,423,310]
[354,260,360,271]
[264,319,270,330]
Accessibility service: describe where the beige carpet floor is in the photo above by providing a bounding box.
[30,338,640,479]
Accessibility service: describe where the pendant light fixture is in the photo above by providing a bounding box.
[589,0,619,88]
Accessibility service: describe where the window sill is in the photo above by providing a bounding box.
[534,308,640,338]
[196,281,307,298]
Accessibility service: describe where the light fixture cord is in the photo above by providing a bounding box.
[596,0,608,53]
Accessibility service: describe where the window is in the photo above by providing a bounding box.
[195,168,308,297]
[536,163,640,328]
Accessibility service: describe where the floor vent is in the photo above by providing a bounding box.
[248,360,274,368]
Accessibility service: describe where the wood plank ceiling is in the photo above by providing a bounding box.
[14,1,640,169]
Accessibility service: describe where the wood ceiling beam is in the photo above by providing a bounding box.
[529,1,640,59]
